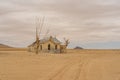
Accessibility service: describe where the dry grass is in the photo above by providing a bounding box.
[0,49,120,80]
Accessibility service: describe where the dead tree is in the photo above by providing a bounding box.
[60,38,70,53]
[35,27,40,54]
[35,17,44,54]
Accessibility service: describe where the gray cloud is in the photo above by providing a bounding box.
[0,0,120,48]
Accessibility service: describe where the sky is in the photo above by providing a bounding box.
[0,0,120,49]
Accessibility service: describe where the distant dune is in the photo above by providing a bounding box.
[0,43,27,51]
[74,46,83,49]
[0,44,12,48]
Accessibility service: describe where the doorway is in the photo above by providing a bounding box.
[55,45,57,50]
[48,44,50,50]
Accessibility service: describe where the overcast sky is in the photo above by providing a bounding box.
[0,0,120,49]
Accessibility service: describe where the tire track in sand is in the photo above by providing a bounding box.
[48,61,76,80]
[48,57,84,80]
[74,62,84,80]
[74,59,89,80]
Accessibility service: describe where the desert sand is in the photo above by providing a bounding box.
[0,49,120,80]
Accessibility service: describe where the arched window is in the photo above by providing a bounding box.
[55,45,57,50]
[48,44,50,50]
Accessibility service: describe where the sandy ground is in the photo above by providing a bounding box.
[0,50,120,80]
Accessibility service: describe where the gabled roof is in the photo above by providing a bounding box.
[40,36,61,44]
[28,36,61,47]
[28,41,36,47]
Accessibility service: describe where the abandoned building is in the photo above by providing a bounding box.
[28,36,69,53]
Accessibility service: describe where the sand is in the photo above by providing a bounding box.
[0,49,120,80]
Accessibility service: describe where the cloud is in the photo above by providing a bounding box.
[0,0,120,48]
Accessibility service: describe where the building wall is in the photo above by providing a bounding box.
[28,41,61,53]
[40,40,60,51]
